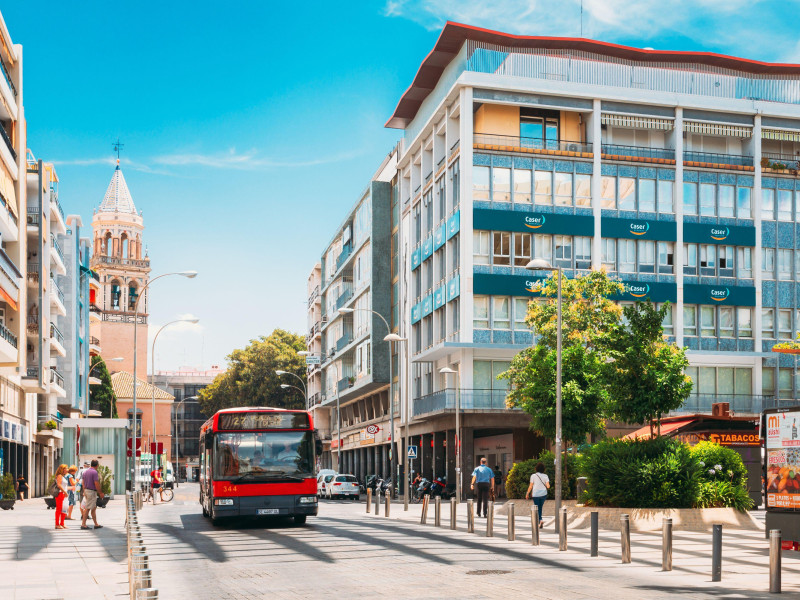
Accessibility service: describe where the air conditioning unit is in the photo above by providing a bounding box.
[567,143,579,152]
[711,402,730,417]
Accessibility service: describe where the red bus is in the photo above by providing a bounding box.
[199,407,319,524]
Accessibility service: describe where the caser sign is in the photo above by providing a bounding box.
[710,287,730,302]
[524,215,546,229]
[626,283,650,298]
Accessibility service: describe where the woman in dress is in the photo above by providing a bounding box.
[54,464,69,530]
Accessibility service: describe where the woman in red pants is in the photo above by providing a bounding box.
[54,464,68,530]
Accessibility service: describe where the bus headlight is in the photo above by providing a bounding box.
[214,498,234,506]
[298,496,318,504]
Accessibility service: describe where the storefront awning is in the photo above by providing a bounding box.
[623,418,696,441]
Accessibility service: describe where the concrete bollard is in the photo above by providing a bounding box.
[711,524,722,582]
[559,507,567,551]
[136,589,159,599]
[662,518,672,571]
[531,506,540,546]
[467,499,474,533]
[508,503,515,541]
[366,488,371,513]
[590,511,598,557]
[486,502,494,537]
[770,529,781,593]
[450,498,457,530]
[133,568,152,590]
[620,514,631,564]
[420,495,429,525]
[384,491,391,517]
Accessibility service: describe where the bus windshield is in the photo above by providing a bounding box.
[213,430,314,480]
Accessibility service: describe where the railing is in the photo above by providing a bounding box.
[337,378,353,393]
[0,320,16,348]
[27,261,39,285]
[89,336,100,346]
[437,156,445,170]
[336,334,353,352]
[762,153,800,171]
[307,285,320,306]
[50,324,64,347]
[51,194,65,222]
[425,171,433,185]
[26,206,39,226]
[50,235,65,264]
[50,369,64,389]
[412,388,516,417]
[307,393,322,407]
[0,189,17,226]
[101,311,147,324]
[0,125,15,161]
[0,58,16,98]
[474,133,593,154]
[26,314,38,334]
[89,303,102,314]
[26,365,38,378]
[670,394,774,416]
[0,248,20,291]
[683,150,753,168]
[37,414,62,432]
[50,276,65,306]
[601,143,676,161]
[335,244,353,271]
[93,255,150,268]
[450,139,460,152]
[334,287,353,310]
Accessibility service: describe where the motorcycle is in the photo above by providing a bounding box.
[413,478,432,503]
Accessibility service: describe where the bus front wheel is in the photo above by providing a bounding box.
[294,515,307,525]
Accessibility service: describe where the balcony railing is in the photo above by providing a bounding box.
[683,150,753,168]
[26,314,38,334]
[334,287,353,310]
[670,394,773,416]
[0,248,20,290]
[307,285,320,307]
[50,235,65,265]
[762,153,800,172]
[50,276,65,306]
[307,393,322,408]
[50,324,64,347]
[474,133,593,155]
[335,243,353,271]
[0,320,17,348]
[90,336,100,346]
[26,206,39,226]
[51,194,65,222]
[26,365,38,378]
[337,378,353,393]
[0,125,15,161]
[0,58,16,98]
[601,143,676,162]
[412,388,517,417]
[336,333,353,352]
[93,255,150,268]
[50,369,64,389]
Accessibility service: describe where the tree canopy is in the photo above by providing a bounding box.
[198,329,307,414]
[89,356,117,418]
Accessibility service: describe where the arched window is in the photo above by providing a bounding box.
[121,234,129,259]
[110,279,121,310]
[105,232,113,257]
[128,282,139,311]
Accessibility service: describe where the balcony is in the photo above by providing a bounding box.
[307,285,320,307]
[334,287,353,310]
[0,124,15,162]
[336,333,353,352]
[89,336,101,355]
[683,150,754,171]
[670,394,773,416]
[761,154,800,173]
[412,388,517,418]
[601,143,676,164]
[26,314,38,336]
[307,392,322,408]
[337,378,353,393]
[335,243,353,271]
[49,324,66,357]
[50,193,66,233]
[0,319,17,362]
[36,416,63,444]
[50,368,66,397]
[89,303,102,323]
[474,133,593,158]
[50,277,66,316]
[26,206,40,228]
[26,261,39,287]
[0,247,20,303]
[92,255,150,269]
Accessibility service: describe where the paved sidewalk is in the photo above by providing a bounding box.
[0,496,129,600]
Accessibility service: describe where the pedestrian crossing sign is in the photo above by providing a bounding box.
[407,445,417,459]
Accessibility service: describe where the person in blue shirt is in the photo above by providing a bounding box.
[470,457,495,517]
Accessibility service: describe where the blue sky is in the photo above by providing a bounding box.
[3,1,797,371]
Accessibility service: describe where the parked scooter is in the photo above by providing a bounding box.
[413,478,432,503]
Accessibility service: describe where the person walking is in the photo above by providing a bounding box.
[470,458,495,518]
[15,475,28,501]
[53,464,69,530]
[525,462,550,529]
[493,465,503,499]
[80,460,103,530]
[65,466,78,520]
[150,465,163,503]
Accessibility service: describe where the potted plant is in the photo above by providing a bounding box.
[348,376,355,387]
[44,420,57,430]
[761,157,771,169]
[96,466,113,508]
[43,474,57,508]
[0,473,16,510]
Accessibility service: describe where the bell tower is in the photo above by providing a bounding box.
[89,161,150,374]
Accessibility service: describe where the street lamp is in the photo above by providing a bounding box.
[174,395,199,487]
[150,317,200,471]
[280,383,306,399]
[440,367,461,502]
[130,270,197,488]
[526,258,563,530]
[276,370,307,402]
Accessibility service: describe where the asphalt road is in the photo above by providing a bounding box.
[135,484,800,600]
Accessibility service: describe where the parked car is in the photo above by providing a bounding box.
[326,474,360,500]
[317,470,337,496]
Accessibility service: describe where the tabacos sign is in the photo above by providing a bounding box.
[629,221,650,236]
[626,283,650,298]
[524,215,546,230]
[710,226,729,242]
[709,287,730,302]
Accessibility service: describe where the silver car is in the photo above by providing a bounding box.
[326,474,360,500]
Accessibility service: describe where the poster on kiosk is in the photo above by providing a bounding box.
[765,408,800,509]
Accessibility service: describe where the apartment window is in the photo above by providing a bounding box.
[513,233,531,267]
[451,234,460,273]
[683,305,697,336]
[601,238,616,271]
[451,297,460,334]
[778,189,793,221]
[435,248,445,284]
[437,176,446,220]
[554,172,572,206]
[683,182,698,215]
[520,115,559,146]
[700,183,716,216]
[779,368,793,399]
[413,204,422,245]
[514,298,529,331]
[657,180,673,214]
[779,309,793,340]
[575,236,592,270]
[700,306,716,337]
[763,248,776,279]
[763,308,775,339]
[424,260,433,292]
[778,249,793,280]
[718,245,734,277]
[738,307,752,338]
[473,296,489,329]
[450,159,460,210]
[492,232,511,266]
[438,307,446,342]
[619,177,635,210]
[762,189,775,220]
[763,368,775,397]
[493,167,511,203]
[534,234,553,265]
[413,269,421,300]
[658,242,674,274]
[618,239,635,272]
[737,187,751,218]
[473,231,490,265]
[601,176,616,209]
[737,247,752,278]
[718,186,735,218]
[493,297,511,329]
[535,171,552,205]
[425,193,434,234]
[661,304,674,336]
[701,244,717,276]
[720,306,734,338]
[639,179,656,212]
[639,240,655,273]
[575,174,591,207]
[473,166,490,201]
[554,235,572,268]
[513,169,531,203]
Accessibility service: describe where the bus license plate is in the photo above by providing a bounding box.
[257,508,280,515]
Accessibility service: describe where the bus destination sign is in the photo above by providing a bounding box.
[218,412,310,431]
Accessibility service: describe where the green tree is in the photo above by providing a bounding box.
[606,301,692,436]
[501,270,624,443]
[89,356,117,418]
[199,329,306,414]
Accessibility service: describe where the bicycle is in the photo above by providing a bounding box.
[143,482,173,503]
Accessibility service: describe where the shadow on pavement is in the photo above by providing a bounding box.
[15,526,50,561]
[633,584,794,599]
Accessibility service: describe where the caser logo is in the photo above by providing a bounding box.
[630,222,650,236]
[524,215,546,229]
[710,226,730,241]
[525,280,543,293]
[710,287,730,302]
[626,283,650,298]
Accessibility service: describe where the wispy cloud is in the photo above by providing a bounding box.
[52,156,175,176]
[153,148,366,170]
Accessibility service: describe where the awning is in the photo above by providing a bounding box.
[683,121,752,137]
[602,114,673,130]
[623,418,696,441]
[0,166,17,220]
[762,128,800,142]
[0,284,18,311]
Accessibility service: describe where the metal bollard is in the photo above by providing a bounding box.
[711,524,722,582]
[486,502,494,537]
[770,529,781,593]
[620,514,631,564]
[366,488,371,513]
[374,487,380,515]
[467,499,474,533]
[434,497,441,527]
[450,498,457,530]
[531,506,540,546]
[508,503,515,541]
[136,589,159,599]
[559,507,567,551]
[662,518,672,571]
[384,491,391,517]
[420,495,429,525]
[590,511,598,557]
[134,568,152,589]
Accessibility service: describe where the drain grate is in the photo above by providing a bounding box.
[466,570,512,576]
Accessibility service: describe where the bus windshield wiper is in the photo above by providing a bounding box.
[262,473,305,481]
[231,472,260,484]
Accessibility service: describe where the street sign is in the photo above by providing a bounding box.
[305,355,321,365]
[127,450,142,457]
[127,438,141,450]
[407,445,417,459]
[150,442,163,455]
[366,424,380,435]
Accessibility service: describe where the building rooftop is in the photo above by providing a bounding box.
[98,164,137,214]
[111,371,174,401]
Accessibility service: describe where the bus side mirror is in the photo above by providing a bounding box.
[314,431,323,455]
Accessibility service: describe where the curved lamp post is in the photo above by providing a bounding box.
[280,383,307,400]
[277,370,307,404]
